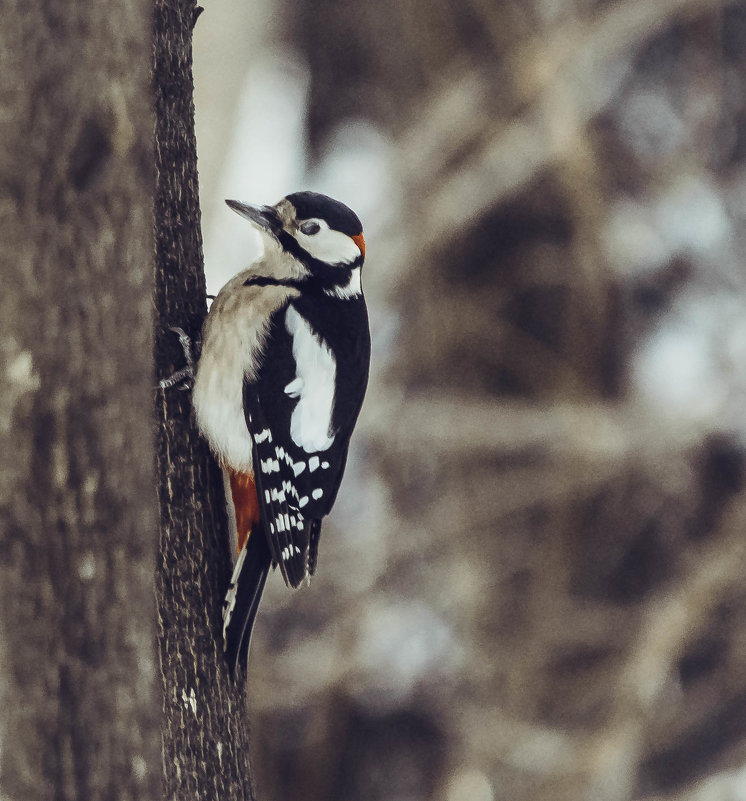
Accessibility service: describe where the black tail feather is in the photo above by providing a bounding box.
[307,519,322,576]
[222,528,272,674]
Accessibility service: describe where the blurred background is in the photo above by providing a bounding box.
[194,1,746,800]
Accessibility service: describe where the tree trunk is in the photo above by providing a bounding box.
[153,1,256,798]
[0,1,160,800]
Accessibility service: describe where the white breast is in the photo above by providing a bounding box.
[192,313,262,473]
[192,264,298,472]
[284,305,336,453]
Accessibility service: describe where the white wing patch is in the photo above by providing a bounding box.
[285,306,336,453]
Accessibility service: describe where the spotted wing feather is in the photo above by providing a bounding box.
[243,389,309,587]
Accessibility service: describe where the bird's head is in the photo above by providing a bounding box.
[226,191,365,279]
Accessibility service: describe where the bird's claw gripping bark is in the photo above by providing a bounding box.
[159,326,196,391]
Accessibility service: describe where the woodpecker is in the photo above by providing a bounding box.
[187,191,370,671]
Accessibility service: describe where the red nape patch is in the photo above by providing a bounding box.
[229,471,261,553]
[352,232,366,259]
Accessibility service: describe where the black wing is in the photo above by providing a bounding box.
[243,389,311,587]
[244,296,370,585]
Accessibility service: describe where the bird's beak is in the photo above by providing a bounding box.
[225,200,282,236]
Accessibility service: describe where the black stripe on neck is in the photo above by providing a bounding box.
[243,275,304,289]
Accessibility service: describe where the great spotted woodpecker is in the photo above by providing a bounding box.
[186,191,370,671]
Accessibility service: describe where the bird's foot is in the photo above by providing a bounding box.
[159,326,196,391]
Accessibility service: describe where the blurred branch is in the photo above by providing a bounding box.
[636,764,746,801]
[394,0,726,246]
[364,395,710,463]
[515,0,725,100]
[554,494,746,801]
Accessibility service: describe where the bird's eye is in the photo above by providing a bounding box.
[299,221,321,236]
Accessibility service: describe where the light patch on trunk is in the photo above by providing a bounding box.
[182,687,197,715]
[285,305,336,453]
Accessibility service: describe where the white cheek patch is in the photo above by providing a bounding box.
[285,305,336,453]
[294,219,361,265]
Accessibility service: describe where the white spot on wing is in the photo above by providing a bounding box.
[254,429,272,443]
[312,488,323,500]
[309,456,320,472]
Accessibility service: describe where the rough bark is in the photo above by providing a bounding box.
[0,1,160,800]
[153,1,256,799]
